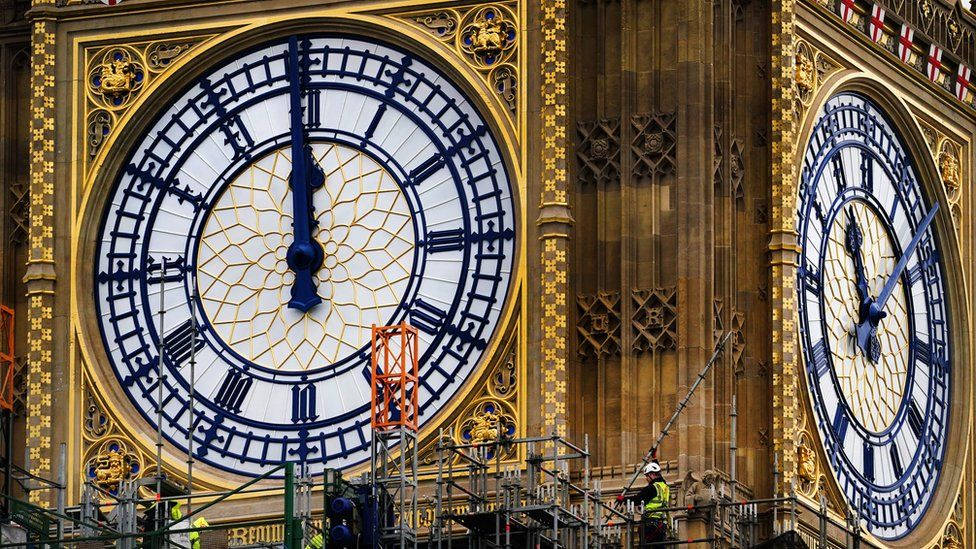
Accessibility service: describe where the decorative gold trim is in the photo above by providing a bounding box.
[82,34,217,178]
[25,17,56,507]
[770,0,800,497]
[396,3,519,129]
[792,38,842,124]
[70,11,526,493]
[537,0,569,448]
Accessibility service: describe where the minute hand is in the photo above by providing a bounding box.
[285,36,324,312]
[875,202,939,312]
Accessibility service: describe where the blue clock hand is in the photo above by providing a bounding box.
[844,209,871,306]
[844,209,880,359]
[285,36,325,312]
[855,202,939,356]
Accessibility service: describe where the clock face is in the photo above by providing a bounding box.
[797,92,950,539]
[94,34,517,476]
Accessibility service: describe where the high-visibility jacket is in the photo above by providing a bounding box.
[643,481,670,520]
[189,517,209,549]
[305,533,324,549]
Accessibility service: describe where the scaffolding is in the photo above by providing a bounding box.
[432,433,637,548]
[370,323,420,548]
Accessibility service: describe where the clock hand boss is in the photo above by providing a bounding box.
[855,202,939,357]
[285,36,326,313]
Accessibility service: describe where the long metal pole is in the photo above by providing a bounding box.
[284,461,295,549]
[618,331,733,498]
[729,394,737,548]
[156,257,167,543]
[187,291,197,511]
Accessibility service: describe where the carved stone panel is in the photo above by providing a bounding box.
[631,111,676,178]
[576,118,621,184]
[576,291,622,358]
[632,287,677,353]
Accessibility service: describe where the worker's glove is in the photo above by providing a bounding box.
[616,494,624,503]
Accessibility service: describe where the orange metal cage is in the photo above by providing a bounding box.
[0,306,14,412]
[370,323,419,432]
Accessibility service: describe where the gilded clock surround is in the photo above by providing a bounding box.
[69,8,526,493]
[789,70,971,549]
[9,0,970,543]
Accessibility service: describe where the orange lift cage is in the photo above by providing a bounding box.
[0,306,14,412]
[369,323,419,432]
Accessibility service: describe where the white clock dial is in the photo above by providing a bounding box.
[197,143,415,371]
[94,35,517,475]
[797,92,950,539]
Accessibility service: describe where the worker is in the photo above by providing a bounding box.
[617,461,671,546]
[304,532,324,549]
[168,501,209,549]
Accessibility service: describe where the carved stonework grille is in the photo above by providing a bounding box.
[576,118,621,184]
[632,287,677,353]
[632,111,676,178]
[576,291,621,358]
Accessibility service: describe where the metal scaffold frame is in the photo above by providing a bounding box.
[370,323,420,548]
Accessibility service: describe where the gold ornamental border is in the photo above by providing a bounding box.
[788,65,973,549]
[67,5,526,495]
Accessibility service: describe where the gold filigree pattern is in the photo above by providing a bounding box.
[197,143,414,371]
[84,439,140,495]
[86,109,111,158]
[770,0,799,495]
[399,3,519,120]
[938,139,963,227]
[539,0,569,449]
[26,18,56,507]
[456,399,516,446]
[87,46,145,109]
[84,392,111,439]
[822,202,909,432]
[792,39,842,124]
[83,36,212,172]
[458,6,517,69]
[412,11,458,41]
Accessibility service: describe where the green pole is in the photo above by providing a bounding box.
[284,462,295,549]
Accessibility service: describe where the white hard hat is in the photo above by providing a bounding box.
[642,461,661,475]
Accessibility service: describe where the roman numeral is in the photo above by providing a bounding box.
[859,150,873,192]
[799,263,822,297]
[914,337,931,365]
[424,228,466,254]
[907,400,924,438]
[364,103,386,139]
[831,154,848,191]
[125,163,205,211]
[405,126,489,187]
[889,443,904,479]
[146,256,188,284]
[306,89,321,127]
[810,339,830,378]
[411,299,448,335]
[863,442,875,483]
[214,370,252,413]
[291,384,318,423]
[162,319,204,367]
[832,407,849,445]
[407,154,446,187]
[200,78,254,160]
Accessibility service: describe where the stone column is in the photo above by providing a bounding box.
[674,0,714,541]
[538,0,572,445]
[24,12,57,507]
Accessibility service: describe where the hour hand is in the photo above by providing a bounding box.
[844,209,880,359]
[285,36,324,313]
[844,209,870,306]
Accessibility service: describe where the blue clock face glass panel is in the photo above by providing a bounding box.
[94,34,517,476]
[796,92,950,539]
